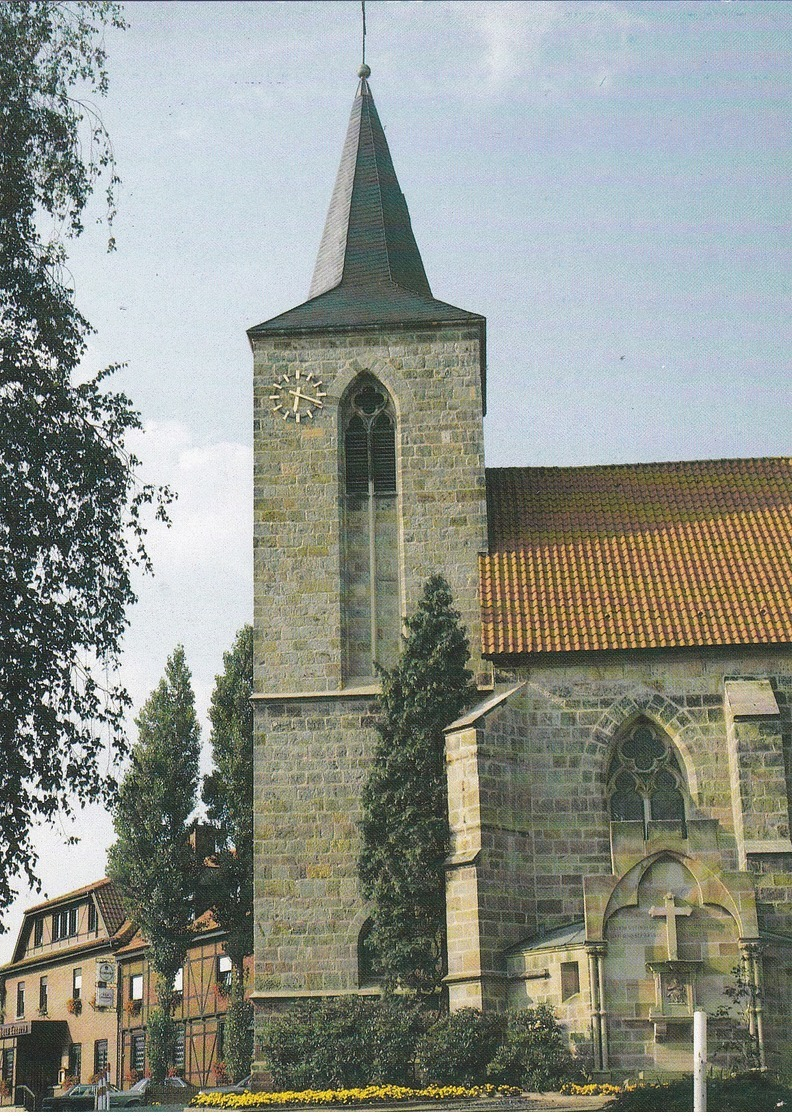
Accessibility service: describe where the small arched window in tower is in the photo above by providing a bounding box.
[358,919,384,988]
[607,719,686,833]
[344,378,396,495]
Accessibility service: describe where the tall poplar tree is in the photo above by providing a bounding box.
[358,575,477,996]
[203,624,254,1081]
[0,1,171,926]
[107,646,201,1082]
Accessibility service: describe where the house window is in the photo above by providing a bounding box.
[72,968,82,1001]
[68,1044,82,1081]
[15,982,24,1019]
[173,967,183,994]
[130,974,143,1002]
[607,719,687,834]
[52,905,79,942]
[33,917,44,948]
[87,904,98,933]
[216,955,232,990]
[131,1034,145,1074]
[561,961,580,1001]
[94,1040,108,1076]
[1,1048,14,1087]
[39,976,48,1015]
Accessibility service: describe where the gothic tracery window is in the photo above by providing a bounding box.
[344,377,396,495]
[607,719,686,830]
[341,374,400,680]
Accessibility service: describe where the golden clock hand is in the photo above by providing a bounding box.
[288,388,325,408]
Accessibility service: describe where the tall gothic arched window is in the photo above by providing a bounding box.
[341,374,400,681]
[344,378,397,495]
[607,719,687,832]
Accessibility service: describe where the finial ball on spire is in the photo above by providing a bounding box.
[358,63,371,79]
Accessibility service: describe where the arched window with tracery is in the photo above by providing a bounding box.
[607,719,687,832]
[341,374,400,681]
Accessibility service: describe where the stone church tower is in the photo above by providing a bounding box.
[249,66,489,1020]
[251,65,792,1078]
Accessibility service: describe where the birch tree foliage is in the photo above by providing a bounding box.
[0,0,171,925]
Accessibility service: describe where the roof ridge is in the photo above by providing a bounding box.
[487,456,792,473]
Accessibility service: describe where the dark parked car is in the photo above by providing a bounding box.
[40,1081,149,1111]
[41,1084,117,1111]
[199,1076,252,1096]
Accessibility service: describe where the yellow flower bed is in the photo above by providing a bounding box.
[191,1083,521,1109]
[561,1082,639,1096]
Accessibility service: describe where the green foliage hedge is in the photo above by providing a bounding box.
[609,1071,792,1112]
[260,998,426,1090]
[259,999,576,1092]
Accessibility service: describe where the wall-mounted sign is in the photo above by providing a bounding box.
[97,961,115,985]
[95,988,115,1009]
[0,1022,32,1038]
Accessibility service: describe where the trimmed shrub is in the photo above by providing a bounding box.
[259,997,428,1090]
[486,1004,575,1089]
[415,1009,504,1086]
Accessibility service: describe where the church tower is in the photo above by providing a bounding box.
[249,67,489,1026]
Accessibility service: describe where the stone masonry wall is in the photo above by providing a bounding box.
[251,322,489,698]
[450,647,792,1057]
[253,694,378,998]
[252,320,488,1031]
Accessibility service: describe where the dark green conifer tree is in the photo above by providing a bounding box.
[358,575,477,996]
[107,646,201,1082]
[203,624,254,1081]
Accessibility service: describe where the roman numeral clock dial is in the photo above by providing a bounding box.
[269,369,326,423]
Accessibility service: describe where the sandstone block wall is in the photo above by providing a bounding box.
[446,648,792,1064]
[252,322,489,698]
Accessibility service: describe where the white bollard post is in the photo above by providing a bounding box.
[693,1009,707,1112]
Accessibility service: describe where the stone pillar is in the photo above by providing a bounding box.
[724,679,792,870]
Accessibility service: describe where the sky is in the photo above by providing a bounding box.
[0,0,790,963]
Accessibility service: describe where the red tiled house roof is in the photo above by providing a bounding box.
[480,458,792,656]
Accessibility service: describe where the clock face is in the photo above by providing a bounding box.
[269,369,326,423]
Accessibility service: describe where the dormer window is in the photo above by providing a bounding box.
[52,905,78,942]
[33,917,43,948]
[87,903,98,933]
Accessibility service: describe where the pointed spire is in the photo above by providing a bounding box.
[308,70,433,300]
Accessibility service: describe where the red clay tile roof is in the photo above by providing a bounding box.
[480,459,792,655]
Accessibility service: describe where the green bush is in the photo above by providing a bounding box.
[259,997,428,1090]
[415,1009,504,1086]
[146,1007,176,1084]
[224,996,254,1083]
[486,1005,575,1089]
[610,1072,792,1112]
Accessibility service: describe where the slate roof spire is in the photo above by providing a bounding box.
[308,65,433,300]
[248,68,483,337]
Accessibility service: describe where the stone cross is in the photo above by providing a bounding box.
[649,892,692,960]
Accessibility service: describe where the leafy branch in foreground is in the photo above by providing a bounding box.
[0,1,172,925]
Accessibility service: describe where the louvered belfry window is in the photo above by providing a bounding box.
[344,377,396,495]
